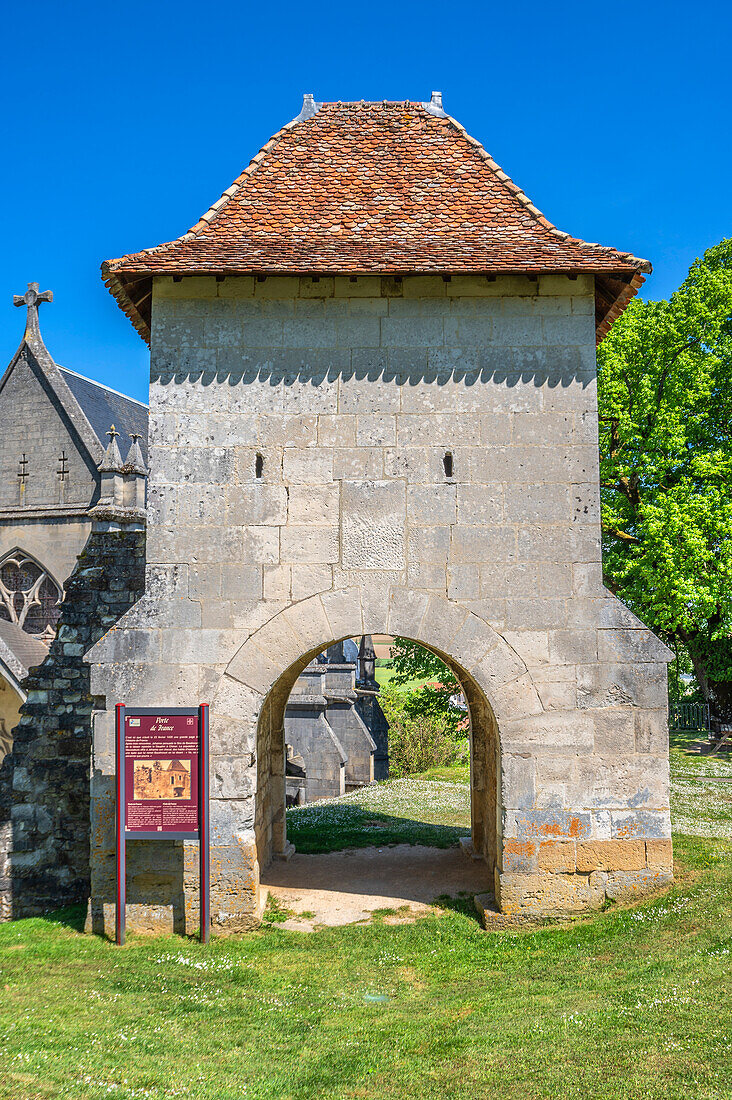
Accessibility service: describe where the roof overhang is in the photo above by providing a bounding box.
[102,265,647,348]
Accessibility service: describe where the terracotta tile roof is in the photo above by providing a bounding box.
[103,97,650,343]
[166,760,188,772]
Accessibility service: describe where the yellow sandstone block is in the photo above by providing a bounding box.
[537,840,576,873]
[645,839,673,871]
[576,839,646,872]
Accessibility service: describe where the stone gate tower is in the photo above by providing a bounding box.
[88,94,672,933]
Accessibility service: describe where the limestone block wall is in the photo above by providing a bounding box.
[356,689,389,782]
[284,704,347,803]
[87,274,673,932]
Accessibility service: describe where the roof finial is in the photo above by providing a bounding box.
[124,432,147,475]
[13,282,53,346]
[294,92,320,123]
[423,90,447,118]
[99,424,124,473]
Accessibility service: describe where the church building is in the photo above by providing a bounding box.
[0,285,147,759]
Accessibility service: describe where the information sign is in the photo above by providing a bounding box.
[115,705,209,945]
[124,712,200,836]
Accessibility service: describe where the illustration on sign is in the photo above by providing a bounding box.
[124,713,199,833]
[133,759,192,801]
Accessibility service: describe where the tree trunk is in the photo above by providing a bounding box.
[678,628,712,702]
[679,628,732,733]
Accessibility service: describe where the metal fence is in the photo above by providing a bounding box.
[669,702,711,732]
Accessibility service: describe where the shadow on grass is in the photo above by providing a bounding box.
[432,893,484,926]
[20,903,87,934]
[287,807,465,854]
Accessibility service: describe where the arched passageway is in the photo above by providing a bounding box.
[254,633,498,884]
[211,587,542,925]
[254,633,498,926]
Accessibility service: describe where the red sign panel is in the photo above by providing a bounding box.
[124,713,199,834]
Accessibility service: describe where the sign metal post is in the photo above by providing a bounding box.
[198,704,210,943]
[115,703,126,946]
[115,704,209,946]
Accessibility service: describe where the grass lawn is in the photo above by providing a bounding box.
[1,739,731,1099]
[669,730,732,840]
[287,777,470,852]
[374,665,435,690]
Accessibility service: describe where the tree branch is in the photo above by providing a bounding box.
[605,527,640,543]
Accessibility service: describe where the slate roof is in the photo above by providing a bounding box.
[2,296,149,476]
[0,618,48,689]
[103,97,650,344]
[58,367,149,465]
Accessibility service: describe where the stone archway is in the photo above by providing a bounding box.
[210,585,542,927]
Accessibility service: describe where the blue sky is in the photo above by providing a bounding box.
[1,0,729,404]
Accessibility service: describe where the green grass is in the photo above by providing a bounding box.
[287,776,469,852]
[669,730,732,840]
[374,666,435,690]
[1,835,731,1099]
[2,750,732,1099]
[670,728,732,779]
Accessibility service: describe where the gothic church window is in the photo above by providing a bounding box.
[0,553,62,638]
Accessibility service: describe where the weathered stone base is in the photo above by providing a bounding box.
[86,900,191,937]
[86,834,264,938]
[496,838,673,915]
[86,889,268,938]
[210,836,262,932]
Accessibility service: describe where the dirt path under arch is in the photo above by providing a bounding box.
[260,844,491,930]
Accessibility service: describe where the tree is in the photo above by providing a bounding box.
[388,638,464,737]
[597,237,732,724]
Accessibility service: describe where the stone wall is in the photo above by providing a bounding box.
[284,658,376,803]
[87,273,673,932]
[0,528,145,921]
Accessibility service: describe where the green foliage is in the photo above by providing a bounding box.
[380,682,469,775]
[597,237,732,715]
[388,637,464,735]
[381,680,464,737]
[390,638,459,686]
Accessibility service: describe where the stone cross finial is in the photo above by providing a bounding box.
[107,425,119,442]
[13,282,53,344]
